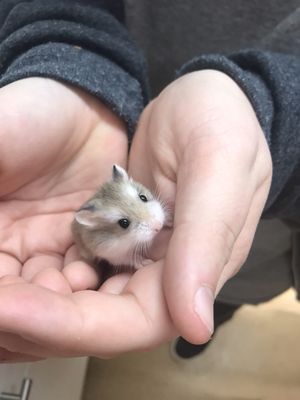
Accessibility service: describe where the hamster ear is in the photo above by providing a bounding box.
[112,164,128,182]
[74,201,100,228]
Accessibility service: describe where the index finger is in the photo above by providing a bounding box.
[0,263,176,358]
[163,132,262,343]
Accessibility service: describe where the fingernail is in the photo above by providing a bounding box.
[194,286,214,334]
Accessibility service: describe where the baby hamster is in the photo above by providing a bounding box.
[72,164,166,269]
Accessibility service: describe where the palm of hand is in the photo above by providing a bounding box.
[0,77,128,289]
[0,78,175,362]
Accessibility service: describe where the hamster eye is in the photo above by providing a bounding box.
[139,194,148,202]
[118,218,130,229]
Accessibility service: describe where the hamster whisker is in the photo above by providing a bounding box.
[153,183,161,197]
[132,244,143,266]
[132,240,150,267]
[152,185,174,223]
[153,185,165,204]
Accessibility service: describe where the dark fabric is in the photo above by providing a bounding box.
[124,1,300,95]
[217,219,294,305]
[0,0,148,136]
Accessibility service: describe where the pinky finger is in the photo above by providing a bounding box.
[0,332,65,359]
[0,348,43,363]
[62,261,102,291]
[0,254,21,278]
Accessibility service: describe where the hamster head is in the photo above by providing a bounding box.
[72,165,166,266]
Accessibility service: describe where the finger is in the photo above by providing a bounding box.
[0,275,26,286]
[63,245,102,291]
[0,347,43,363]
[0,254,21,277]
[0,278,70,358]
[0,264,176,357]
[22,254,64,281]
[99,273,131,294]
[62,261,101,291]
[0,332,56,359]
[31,268,72,294]
[64,245,81,265]
[163,138,262,344]
[75,263,176,355]
[0,282,84,356]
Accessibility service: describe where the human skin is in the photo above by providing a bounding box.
[0,71,272,361]
[128,70,273,343]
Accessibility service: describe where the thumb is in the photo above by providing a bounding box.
[163,137,260,344]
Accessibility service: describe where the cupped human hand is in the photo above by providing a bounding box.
[0,77,127,289]
[0,77,176,363]
[0,77,150,360]
[128,70,273,344]
[0,261,176,361]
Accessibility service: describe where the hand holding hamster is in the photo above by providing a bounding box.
[72,165,167,269]
[0,71,272,362]
[129,71,272,343]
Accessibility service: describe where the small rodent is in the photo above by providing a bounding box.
[72,165,167,269]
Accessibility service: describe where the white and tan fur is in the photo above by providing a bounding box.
[72,165,166,269]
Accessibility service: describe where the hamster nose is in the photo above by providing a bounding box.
[152,220,163,233]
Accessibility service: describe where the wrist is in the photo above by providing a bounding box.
[154,70,264,160]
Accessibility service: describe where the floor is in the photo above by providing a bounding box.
[82,289,300,400]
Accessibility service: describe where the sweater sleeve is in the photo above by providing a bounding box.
[177,49,300,222]
[0,0,149,137]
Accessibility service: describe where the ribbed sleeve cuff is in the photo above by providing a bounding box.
[0,1,149,137]
[0,42,144,136]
